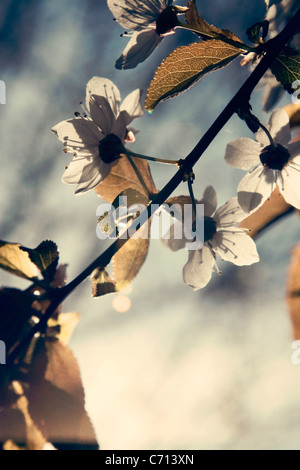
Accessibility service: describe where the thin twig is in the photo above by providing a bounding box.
[8,7,300,364]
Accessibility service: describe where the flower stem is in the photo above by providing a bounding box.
[125,154,150,198]
[256,121,277,148]
[187,175,198,219]
[125,150,179,166]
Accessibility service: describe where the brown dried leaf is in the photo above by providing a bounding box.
[113,231,150,291]
[0,408,27,449]
[26,339,98,449]
[48,312,80,345]
[165,195,193,209]
[94,155,157,203]
[91,268,117,297]
[145,40,243,110]
[239,186,292,238]
[109,188,151,290]
[0,241,39,280]
[283,102,300,128]
[0,382,46,451]
[186,0,244,44]
[287,244,300,339]
[21,240,59,283]
[15,390,46,451]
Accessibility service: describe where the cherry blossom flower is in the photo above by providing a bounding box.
[107,0,188,69]
[162,186,259,290]
[225,109,300,213]
[52,76,143,194]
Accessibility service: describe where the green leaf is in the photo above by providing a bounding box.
[21,241,59,283]
[270,48,300,94]
[145,40,243,111]
[246,21,269,44]
[0,241,39,280]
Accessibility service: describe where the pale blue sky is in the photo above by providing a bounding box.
[1,0,300,450]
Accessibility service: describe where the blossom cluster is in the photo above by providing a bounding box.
[52,0,300,290]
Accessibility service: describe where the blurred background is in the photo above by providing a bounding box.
[1,0,300,450]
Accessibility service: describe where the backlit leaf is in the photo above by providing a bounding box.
[246,21,269,44]
[0,241,39,280]
[112,187,149,211]
[95,189,151,293]
[287,244,300,340]
[271,48,300,94]
[113,234,150,291]
[21,241,59,283]
[48,312,80,345]
[94,155,157,203]
[239,186,292,238]
[91,269,117,297]
[111,189,151,290]
[185,0,244,45]
[283,102,300,128]
[145,40,243,110]
[26,338,99,450]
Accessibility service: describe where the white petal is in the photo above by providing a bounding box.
[286,141,300,159]
[75,170,110,194]
[89,95,115,135]
[63,155,101,184]
[225,138,261,170]
[119,89,144,126]
[107,0,165,30]
[75,162,112,194]
[111,114,127,141]
[161,222,187,251]
[262,79,284,112]
[62,157,91,184]
[52,118,102,149]
[256,109,291,147]
[279,166,300,209]
[86,77,121,117]
[199,185,217,217]
[212,230,259,266]
[115,29,163,70]
[183,245,215,290]
[160,201,191,249]
[214,197,247,227]
[62,153,114,193]
[237,166,274,213]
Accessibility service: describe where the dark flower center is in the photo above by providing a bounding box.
[98,134,125,164]
[259,144,290,171]
[203,216,217,242]
[156,6,179,35]
[191,216,217,242]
